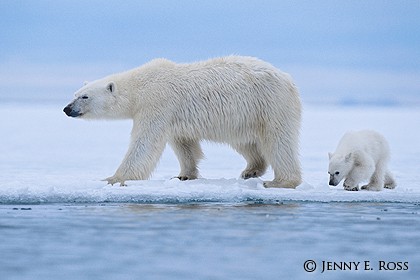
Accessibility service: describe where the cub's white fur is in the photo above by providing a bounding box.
[64,56,302,188]
[328,130,396,191]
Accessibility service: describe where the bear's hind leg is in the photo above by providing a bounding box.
[234,143,267,179]
[261,134,301,188]
[170,138,203,180]
[362,163,385,191]
[384,170,396,189]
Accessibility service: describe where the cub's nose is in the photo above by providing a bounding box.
[328,175,337,186]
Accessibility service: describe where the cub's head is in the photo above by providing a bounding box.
[328,152,353,186]
[63,77,130,119]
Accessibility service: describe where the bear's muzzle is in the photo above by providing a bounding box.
[63,104,82,117]
[329,174,339,186]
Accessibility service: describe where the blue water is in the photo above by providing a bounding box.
[1,202,419,280]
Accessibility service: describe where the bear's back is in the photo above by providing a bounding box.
[338,130,390,162]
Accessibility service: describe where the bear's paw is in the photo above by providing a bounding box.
[103,175,127,187]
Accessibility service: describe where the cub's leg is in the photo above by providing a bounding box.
[361,162,385,191]
[343,177,360,191]
[384,170,396,189]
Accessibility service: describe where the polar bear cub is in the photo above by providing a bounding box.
[328,130,396,191]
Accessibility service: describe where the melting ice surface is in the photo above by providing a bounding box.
[1,105,420,279]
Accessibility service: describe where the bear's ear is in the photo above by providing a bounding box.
[106,82,115,93]
[328,152,333,159]
[345,153,352,162]
[83,81,89,86]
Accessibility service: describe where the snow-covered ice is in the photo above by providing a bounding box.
[1,104,419,204]
[1,103,419,279]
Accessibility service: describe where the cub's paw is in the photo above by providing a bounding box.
[384,182,396,189]
[361,184,382,191]
[344,184,359,191]
[177,176,194,181]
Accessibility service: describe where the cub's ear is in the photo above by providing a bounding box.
[106,82,115,93]
[345,153,352,162]
[83,81,89,86]
[328,152,333,159]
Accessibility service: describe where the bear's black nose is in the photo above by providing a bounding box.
[329,179,338,186]
[63,105,81,117]
[63,105,73,116]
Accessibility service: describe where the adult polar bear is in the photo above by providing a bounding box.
[64,56,302,188]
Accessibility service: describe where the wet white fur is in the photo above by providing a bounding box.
[328,130,396,191]
[66,56,302,187]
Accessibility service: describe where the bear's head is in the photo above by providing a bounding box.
[328,152,353,186]
[63,76,131,119]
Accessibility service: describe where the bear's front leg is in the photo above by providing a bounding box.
[104,175,127,186]
[169,138,203,181]
[343,178,359,191]
[105,117,167,186]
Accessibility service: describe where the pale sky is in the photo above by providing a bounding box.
[1,0,419,105]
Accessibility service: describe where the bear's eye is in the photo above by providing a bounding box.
[335,171,340,175]
[81,95,89,99]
